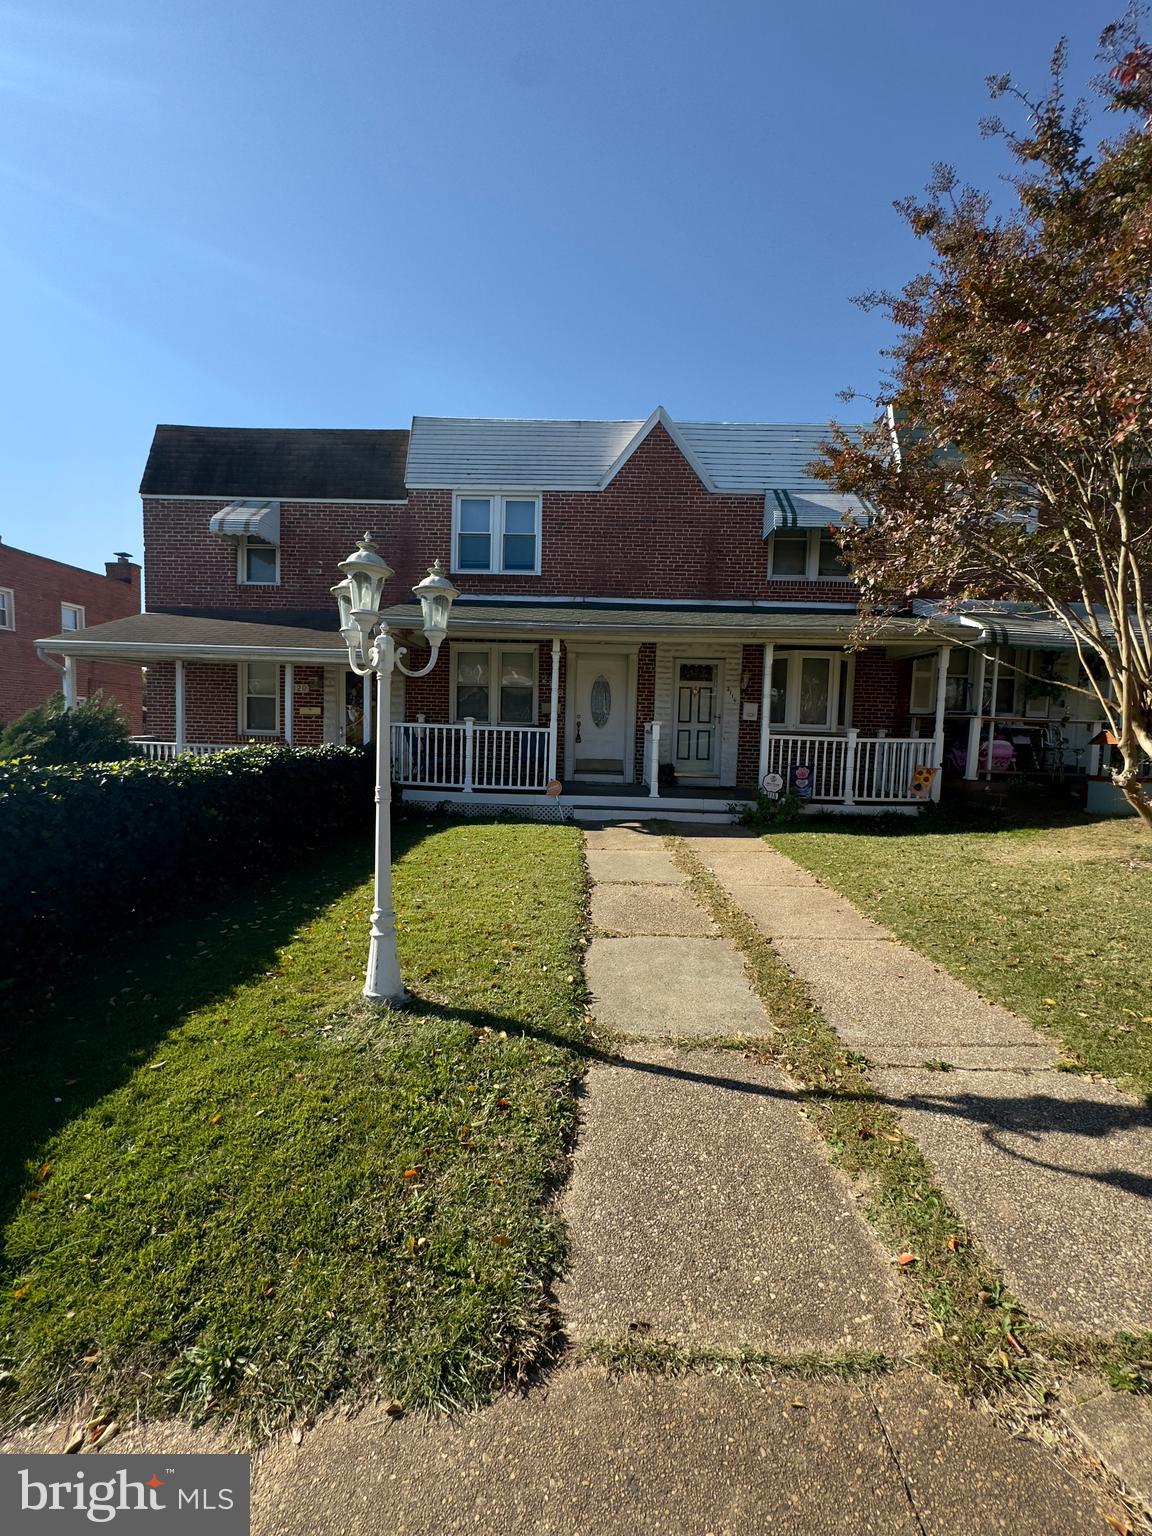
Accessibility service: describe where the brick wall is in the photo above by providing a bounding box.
[735,643,764,785]
[632,643,657,781]
[144,660,328,746]
[850,650,907,736]
[0,545,143,728]
[143,425,858,614]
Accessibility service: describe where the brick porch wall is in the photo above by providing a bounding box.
[736,643,764,785]
[632,643,657,782]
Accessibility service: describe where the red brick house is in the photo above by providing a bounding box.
[35,411,1102,816]
[0,541,142,730]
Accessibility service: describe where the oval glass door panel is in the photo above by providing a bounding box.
[590,675,612,728]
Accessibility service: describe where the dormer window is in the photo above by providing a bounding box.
[452,494,540,575]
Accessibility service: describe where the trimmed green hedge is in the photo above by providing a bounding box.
[0,746,374,986]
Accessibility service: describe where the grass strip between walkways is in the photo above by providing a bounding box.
[662,832,1152,1409]
[0,819,588,1442]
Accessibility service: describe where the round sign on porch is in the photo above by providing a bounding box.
[546,778,563,798]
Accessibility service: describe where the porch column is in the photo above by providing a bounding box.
[984,648,1001,781]
[283,662,294,746]
[174,658,186,752]
[547,638,560,781]
[62,655,77,710]
[964,648,987,779]
[930,643,950,802]
[362,671,373,744]
[757,642,774,785]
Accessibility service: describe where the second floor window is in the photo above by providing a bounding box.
[453,494,541,574]
[0,588,13,630]
[239,536,279,585]
[61,603,85,631]
[767,529,851,581]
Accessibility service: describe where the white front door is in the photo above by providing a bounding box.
[572,652,630,779]
[674,659,721,776]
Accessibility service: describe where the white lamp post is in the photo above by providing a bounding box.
[334,534,459,1002]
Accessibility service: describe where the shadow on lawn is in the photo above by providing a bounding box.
[0,834,380,1238]
[417,997,1152,1204]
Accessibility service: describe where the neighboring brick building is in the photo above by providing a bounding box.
[0,542,142,729]
[36,408,1095,813]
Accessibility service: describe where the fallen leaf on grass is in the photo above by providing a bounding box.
[946,1235,962,1252]
[91,1421,119,1448]
[63,1428,85,1454]
[37,1162,53,1181]
[209,1113,222,1126]
[896,1253,918,1267]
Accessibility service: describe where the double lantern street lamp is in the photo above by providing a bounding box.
[333,535,459,1003]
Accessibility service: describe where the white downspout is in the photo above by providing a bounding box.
[283,662,294,746]
[547,638,560,782]
[174,659,186,752]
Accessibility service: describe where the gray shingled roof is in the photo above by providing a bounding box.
[405,412,862,493]
[140,426,409,500]
[37,611,345,658]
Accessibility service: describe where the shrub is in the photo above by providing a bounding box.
[0,745,374,986]
[734,789,806,829]
[0,693,135,765]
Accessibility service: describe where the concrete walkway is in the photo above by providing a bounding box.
[684,829,1152,1337]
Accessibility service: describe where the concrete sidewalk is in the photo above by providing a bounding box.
[684,829,1152,1337]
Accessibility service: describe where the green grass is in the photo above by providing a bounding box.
[766,814,1152,1098]
[0,819,588,1439]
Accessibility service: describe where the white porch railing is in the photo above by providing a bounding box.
[132,739,235,759]
[392,720,552,793]
[764,730,935,805]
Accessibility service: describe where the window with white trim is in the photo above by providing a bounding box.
[452,646,537,724]
[768,651,847,729]
[240,661,280,734]
[910,649,976,714]
[61,602,85,631]
[767,529,852,581]
[0,587,13,630]
[238,535,279,586]
[452,494,541,574]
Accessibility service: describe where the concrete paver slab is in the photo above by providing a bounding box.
[559,1042,907,1351]
[253,1370,922,1536]
[1064,1373,1152,1508]
[585,848,685,884]
[870,1372,1109,1535]
[585,936,768,1039]
[723,885,888,939]
[583,823,665,850]
[870,1065,1152,1332]
[687,831,822,886]
[772,936,1057,1067]
[591,883,717,936]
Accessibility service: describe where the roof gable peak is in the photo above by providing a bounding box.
[598,407,719,492]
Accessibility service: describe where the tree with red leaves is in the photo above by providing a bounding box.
[819,8,1152,826]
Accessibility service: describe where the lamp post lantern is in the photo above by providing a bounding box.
[335,535,459,1002]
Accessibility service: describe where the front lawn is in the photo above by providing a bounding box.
[0,819,587,1438]
[768,815,1152,1098]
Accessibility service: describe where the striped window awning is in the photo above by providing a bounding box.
[766,490,871,533]
[208,499,281,541]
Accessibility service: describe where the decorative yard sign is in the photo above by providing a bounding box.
[761,770,784,801]
[545,779,562,798]
[790,764,813,799]
[909,764,936,800]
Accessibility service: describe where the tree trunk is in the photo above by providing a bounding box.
[1116,748,1152,831]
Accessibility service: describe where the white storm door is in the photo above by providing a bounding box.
[573,652,629,779]
[674,660,720,775]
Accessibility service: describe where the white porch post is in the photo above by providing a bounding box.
[757,642,774,785]
[843,727,858,806]
[283,662,294,746]
[984,648,1001,781]
[964,648,987,779]
[547,638,560,782]
[930,643,950,802]
[62,655,77,710]
[174,658,186,752]
[362,670,373,744]
[648,720,661,798]
[462,716,475,794]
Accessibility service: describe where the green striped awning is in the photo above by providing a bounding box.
[767,490,871,532]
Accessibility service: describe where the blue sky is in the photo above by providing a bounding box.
[0,0,1124,573]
